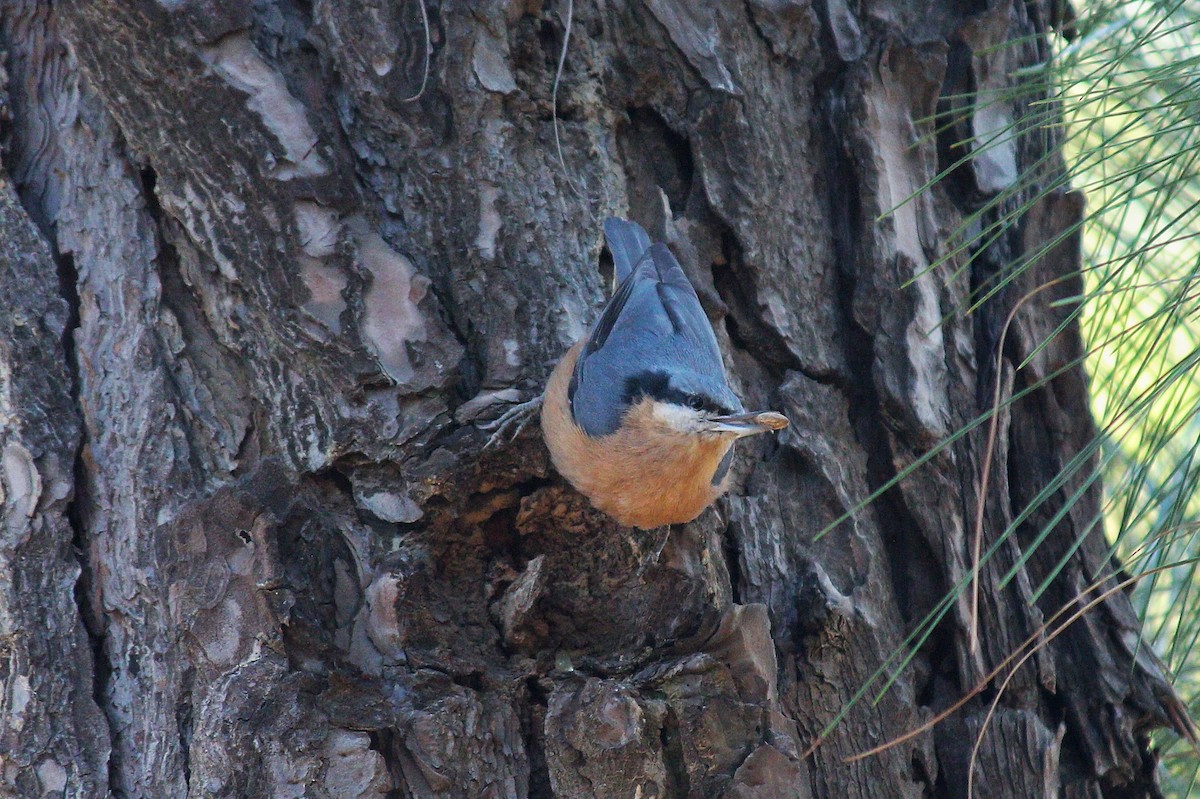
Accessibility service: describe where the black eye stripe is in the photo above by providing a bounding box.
[622,371,735,415]
[622,370,670,406]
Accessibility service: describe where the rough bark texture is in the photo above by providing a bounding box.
[0,1,1179,797]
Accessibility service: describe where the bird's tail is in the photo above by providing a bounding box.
[603,217,652,286]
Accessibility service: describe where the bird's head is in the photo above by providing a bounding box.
[625,370,788,440]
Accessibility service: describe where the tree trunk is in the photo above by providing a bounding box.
[0,1,1180,797]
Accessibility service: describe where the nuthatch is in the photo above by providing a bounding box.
[541,217,788,529]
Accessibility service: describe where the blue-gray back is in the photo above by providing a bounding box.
[570,227,740,437]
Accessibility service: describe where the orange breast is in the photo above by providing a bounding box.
[541,342,735,528]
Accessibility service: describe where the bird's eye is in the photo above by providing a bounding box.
[686,394,705,411]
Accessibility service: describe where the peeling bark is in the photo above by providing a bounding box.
[0,138,110,795]
[0,0,1177,797]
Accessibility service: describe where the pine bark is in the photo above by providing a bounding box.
[0,1,1178,797]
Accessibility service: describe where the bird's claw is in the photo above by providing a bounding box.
[480,395,543,450]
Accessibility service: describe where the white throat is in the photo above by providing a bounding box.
[650,401,712,436]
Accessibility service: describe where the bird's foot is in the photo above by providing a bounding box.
[480,395,544,449]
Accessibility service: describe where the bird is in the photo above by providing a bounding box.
[539,217,788,529]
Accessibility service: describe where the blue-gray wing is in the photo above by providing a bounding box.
[570,242,736,437]
[604,217,652,285]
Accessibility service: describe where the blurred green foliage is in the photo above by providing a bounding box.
[1061,0,1200,791]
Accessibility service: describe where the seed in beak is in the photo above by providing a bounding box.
[708,411,789,435]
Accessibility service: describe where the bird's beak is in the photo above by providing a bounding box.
[706,411,789,436]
